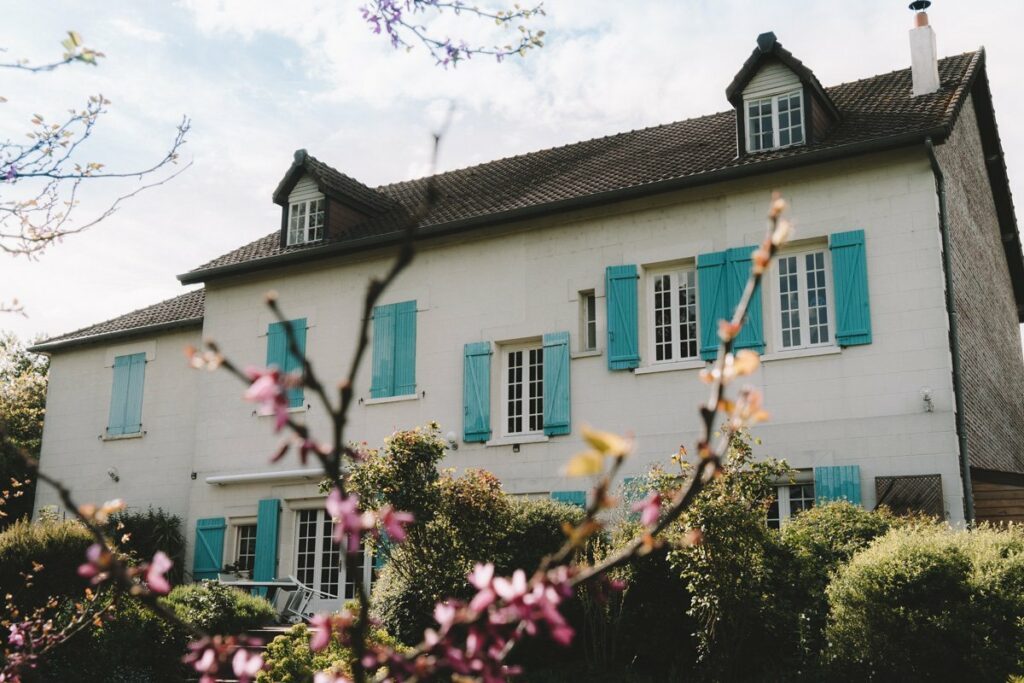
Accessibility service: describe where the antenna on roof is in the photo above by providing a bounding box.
[909,1,931,10]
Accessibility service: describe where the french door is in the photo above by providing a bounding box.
[295,509,373,614]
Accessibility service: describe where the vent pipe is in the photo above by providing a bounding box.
[909,1,940,97]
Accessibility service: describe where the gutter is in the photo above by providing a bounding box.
[925,137,975,523]
[28,317,204,354]
[179,127,950,285]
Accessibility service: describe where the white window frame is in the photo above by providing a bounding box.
[579,290,598,352]
[767,481,816,529]
[294,509,373,607]
[287,197,325,246]
[745,89,805,153]
[646,266,700,365]
[771,246,835,353]
[501,341,544,437]
[234,523,257,574]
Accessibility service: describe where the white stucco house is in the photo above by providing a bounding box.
[30,15,1024,610]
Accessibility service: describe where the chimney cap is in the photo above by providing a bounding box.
[909,1,931,10]
[756,32,777,52]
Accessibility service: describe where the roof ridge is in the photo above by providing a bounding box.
[377,51,979,194]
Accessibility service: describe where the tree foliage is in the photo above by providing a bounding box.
[0,332,47,527]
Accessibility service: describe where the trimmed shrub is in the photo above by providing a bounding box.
[781,501,902,671]
[105,507,186,584]
[823,524,1024,681]
[256,622,405,683]
[0,517,92,611]
[31,594,187,683]
[164,580,277,634]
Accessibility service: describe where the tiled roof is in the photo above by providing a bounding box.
[183,50,982,280]
[32,288,205,351]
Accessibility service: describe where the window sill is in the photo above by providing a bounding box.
[570,349,602,359]
[485,434,550,448]
[254,405,307,418]
[101,431,144,442]
[634,359,706,375]
[363,393,419,406]
[761,346,841,363]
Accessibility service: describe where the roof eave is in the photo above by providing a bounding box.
[179,126,950,285]
[28,317,204,354]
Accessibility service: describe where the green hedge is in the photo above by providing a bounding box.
[825,524,1024,681]
[105,507,186,585]
[257,622,406,683]
[0,517,92,611]
[165,580,277,634]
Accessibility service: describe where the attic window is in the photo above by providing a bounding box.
[746,89,804,152]
[287,198,325,246]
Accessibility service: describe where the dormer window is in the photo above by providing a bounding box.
[287,198,325,246]
[746,89,804,152]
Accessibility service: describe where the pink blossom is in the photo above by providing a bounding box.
[493,569,527,602]
[309,614,332,652]
[378,506,414,543]
[631,491,662,527]
[77,543,110,584]
[434,602,456,631]
[7,623,24,648]
[243,366,289,432]
[298,438,328,465]
[314,673,352,683]
[232,648,264,683]
[325,488,373,552]
[145,551,173,595]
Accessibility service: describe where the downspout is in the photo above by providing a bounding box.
[925,137,975,523]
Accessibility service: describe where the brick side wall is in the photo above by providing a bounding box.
[937,94,1024,475]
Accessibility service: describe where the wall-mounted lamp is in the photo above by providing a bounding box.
[107,467,120,483]
[445,431,459,451]
[921,387,934,413]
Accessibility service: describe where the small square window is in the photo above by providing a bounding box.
[287,198,325,246]
[580,291,597,352]
[746,90,804,153]
[767,482,815,529]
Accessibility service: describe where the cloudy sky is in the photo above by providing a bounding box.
[2,0,1023,343]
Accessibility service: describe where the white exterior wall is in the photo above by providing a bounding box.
[34,328,202,521]
[182,147,963,575]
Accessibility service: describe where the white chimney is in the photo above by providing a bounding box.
[909,3,940,97]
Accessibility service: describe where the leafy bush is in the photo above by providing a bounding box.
[105,507,186,584]
[780,501,901,671]
[164,580,277,634]
[666,432,797,682]
[825,524,1024,681]
[349,424,583,646]
[32,594,187,683]
[257,622,405,683]
[0,517,92,610]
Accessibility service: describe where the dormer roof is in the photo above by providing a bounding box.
[272,149,399,215]
[725,31,840,121]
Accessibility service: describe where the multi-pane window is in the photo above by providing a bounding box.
[287,198,325,245]
[767,483,815,529]
[746,90,804,152]
[649,269,698,363]
[235,524,257,573]
[506,346,543,435]
[580,291,597,351]
[776,250,832,350]
[296,509,373,613]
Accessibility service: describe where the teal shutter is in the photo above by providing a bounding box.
[373,533,391,571]
[107,353,146,436]
[551,491,586,507]
[829,230,872,346]
[267,319,306,408]
[606,265,640,370]
[814,465,862,505]
[393,301,417,396]
[253,500,280,596]
[542,331,571,436]
[192,517,226,581]
[370,304,396,398]
[697,252,729,361]
[463,342,492,442]
[726,246,765,353]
